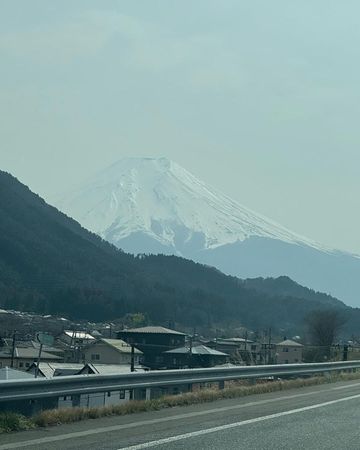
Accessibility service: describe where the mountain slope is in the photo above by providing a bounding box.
[55,157,360,307]
[0,169,356,335]
[56,157,327,252]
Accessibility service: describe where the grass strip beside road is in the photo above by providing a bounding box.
[1,371,360,433]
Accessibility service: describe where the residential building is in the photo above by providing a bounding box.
[206,338,262,365]
[1,338,64,360]
[163,345,229,369]
[275,339,303,364]
[59,330,96,346]
[82,338,142,365]
[79,363,148,375]
[57,330,96,362]
[27,362,84,378]
[0,346,62,370]
[117,326,186,369]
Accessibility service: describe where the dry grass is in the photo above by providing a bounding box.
[31,371,360,428]
[2,371,359,433]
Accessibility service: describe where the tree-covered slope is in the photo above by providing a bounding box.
[0,170,357,335]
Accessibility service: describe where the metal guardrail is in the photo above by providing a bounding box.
[1,361,360,403]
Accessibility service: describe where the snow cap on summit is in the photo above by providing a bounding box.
[56,157,328,255]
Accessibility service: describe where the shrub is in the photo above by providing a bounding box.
[0,412,33,433]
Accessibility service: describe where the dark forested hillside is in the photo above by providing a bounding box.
[0,170,358,335]
[242,276,345,308]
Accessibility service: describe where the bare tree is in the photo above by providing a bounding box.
[305,309,346,361]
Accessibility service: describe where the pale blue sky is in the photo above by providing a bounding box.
[1,1,359,253]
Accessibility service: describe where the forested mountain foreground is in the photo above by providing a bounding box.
[0,170,358,335]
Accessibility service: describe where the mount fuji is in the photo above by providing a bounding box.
[55,157,360,307]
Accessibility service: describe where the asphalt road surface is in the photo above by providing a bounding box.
[2,379,360,449]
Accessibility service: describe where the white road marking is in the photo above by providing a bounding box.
[331,382,360,390]
[119,392,360,449]
[0,382,359,449]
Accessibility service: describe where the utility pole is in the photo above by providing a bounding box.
[10,330,17,368]
[130,344,135,372]
[34,343,43,378]
[267,327,272,365]
[188,335,193,368]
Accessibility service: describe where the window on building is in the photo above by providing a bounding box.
[91,354,100,360]
[19,362,24,368]
[119,390,125,399]
[25,363,30,367]
[283,347,289,352]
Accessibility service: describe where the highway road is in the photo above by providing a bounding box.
[1,379,360,449]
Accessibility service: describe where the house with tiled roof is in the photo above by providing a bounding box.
[275,339,303,364]
[26,362,84,378]
[117,326,186,369]
[163,344,229,369]
[0,346,62,371]
[82,338,142,366]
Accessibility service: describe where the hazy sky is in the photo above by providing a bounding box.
[1,1,360,253]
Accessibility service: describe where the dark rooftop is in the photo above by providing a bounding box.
[120,326,186,336]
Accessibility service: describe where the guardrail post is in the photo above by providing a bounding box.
[145,388,151,401]
[72,394,81,407]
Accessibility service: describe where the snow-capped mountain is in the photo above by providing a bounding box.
[56,157,325,253]
[55,157,360,307]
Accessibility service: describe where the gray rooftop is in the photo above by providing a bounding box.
[220,337,254,344]
[165,345,228,356]
[81,364,148,375]
[277,339,303,347]
[0,367,34,380]
[27,363,84,378]
[15,347,62,360]
[0,347,62,360]
[121,326,186,336]
[100,339,142,354]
